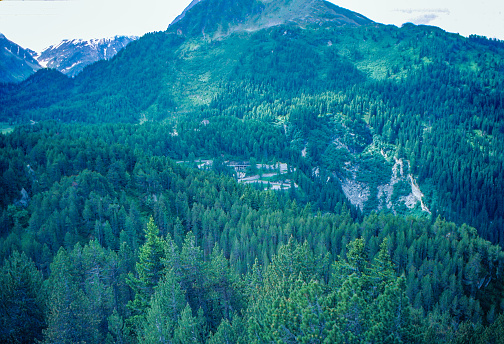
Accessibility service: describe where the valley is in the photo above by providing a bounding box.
[1,0,504,343]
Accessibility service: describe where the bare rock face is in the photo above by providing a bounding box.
[15,188,30,208]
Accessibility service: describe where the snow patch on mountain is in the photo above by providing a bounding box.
[0,33,41,83]
[34,36,137,77]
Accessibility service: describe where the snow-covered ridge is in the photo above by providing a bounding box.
[40,36,137,52]
[34,35,138,77]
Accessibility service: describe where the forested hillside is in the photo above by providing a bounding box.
[2,21,504,241]
[1,0,504,342]
[0,33,41,83]
[1,121,504,343]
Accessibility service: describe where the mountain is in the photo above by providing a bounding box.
[169,0,373,37]
[1,0,504,245]
[3,1,504,342]
[0,33,41,83]
[0,34,137,82]
[34,36,137,77]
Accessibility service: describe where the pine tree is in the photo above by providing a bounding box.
[179,231,205,311]
[268,279,329,344]
[173,304,205,344]
[127,217,166,335]
[333,273,369,343]
[331,238,369,289]
[107,309,127,344]
[208,315,245,344]
[80,239,117,341]
[473,313,504,344]
[205,244,240,329]
[366,276,414,343]
[0,251,46,344]
[43,246,100,344]
[369,238,396,296]
[139,269,186,343]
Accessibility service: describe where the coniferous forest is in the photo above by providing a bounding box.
[2,0,504,343]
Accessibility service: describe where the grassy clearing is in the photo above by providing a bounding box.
[0,123,14,135]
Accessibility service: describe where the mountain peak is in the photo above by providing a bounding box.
[168,0,373,37]
[35,36,137,77]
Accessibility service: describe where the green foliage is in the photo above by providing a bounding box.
[242,238,417,343]
[0,251,45,344]
[4,20,503,234]
[173,304,205,344]
[127,217,166,334]
[139,269,186,343]
[1,11,504,343]
[0,135,503,343]
[43,242,118,344]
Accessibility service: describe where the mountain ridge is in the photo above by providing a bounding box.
[0,33,41,83]
[34,36,137,77]
[168,0,373,38]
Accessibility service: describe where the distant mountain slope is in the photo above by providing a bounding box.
[1,0,504,244]
[169,0,373,37]
[34,36,137,77]
[0,33,41,83]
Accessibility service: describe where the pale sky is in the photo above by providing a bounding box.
[0,0,503,52]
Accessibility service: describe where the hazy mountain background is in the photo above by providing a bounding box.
[33,36,137,77]
[0,34,136,82]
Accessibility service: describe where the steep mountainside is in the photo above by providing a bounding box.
[0,33,41,83]
[34,36,137,77]
[1,0,504,244]
[169,0,373,38]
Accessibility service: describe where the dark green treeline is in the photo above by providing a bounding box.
[1,121,504,343]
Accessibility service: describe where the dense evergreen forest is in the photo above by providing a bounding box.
[2,23,504,242]
[2,121,504,343]
[2,0,504,342]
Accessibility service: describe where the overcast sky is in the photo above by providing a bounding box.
[0,0,503,52]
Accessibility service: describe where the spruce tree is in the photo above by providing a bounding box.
[139,269,186,343]
[127,217,166,335]
[0,251,46,344]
